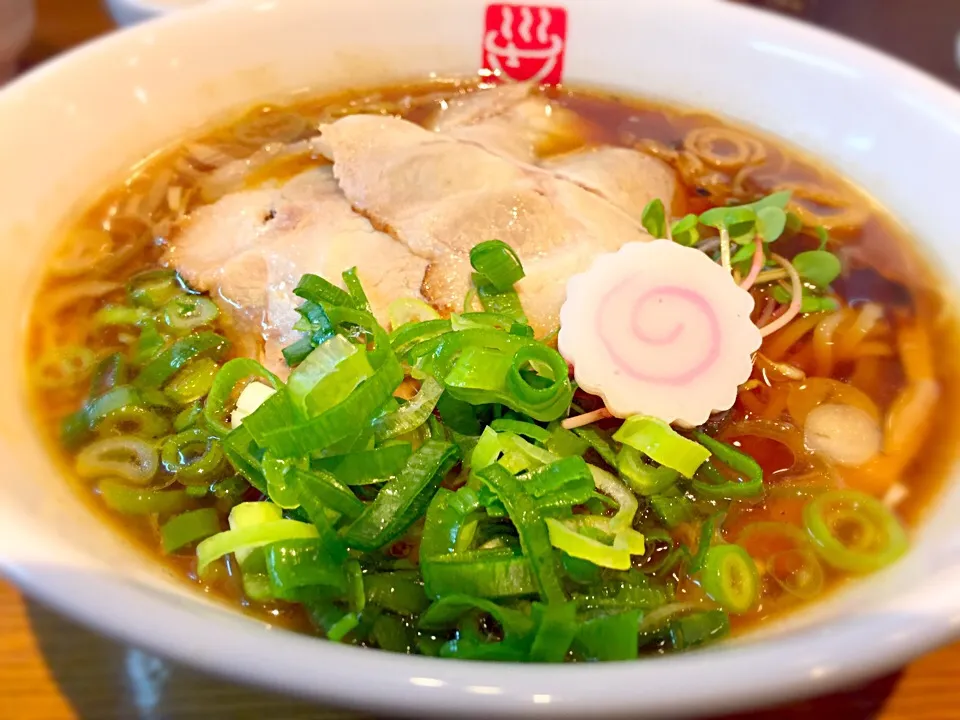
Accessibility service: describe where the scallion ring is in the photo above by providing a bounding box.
[128,269,184,309]
[76,436,159,485]
[699,544,759,614]
[803,489,908,573]
[505,344,569,409]
[162,295,219,333]
[203,358,281,436]
[96,404,170,439]
[160,428,226,485]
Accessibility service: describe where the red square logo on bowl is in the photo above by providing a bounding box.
[482,4,568,84]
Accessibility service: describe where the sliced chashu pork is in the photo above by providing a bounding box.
[428,83,589,162]
[316,114,652,335]
[541,146,682,220]
[165,164,428,375]
[430,84,680,218]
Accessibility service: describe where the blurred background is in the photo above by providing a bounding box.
[3,1,960,719]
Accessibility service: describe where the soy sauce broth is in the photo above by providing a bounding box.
[27,79,960,645]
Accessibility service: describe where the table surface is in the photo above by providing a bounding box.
[8,1,960,718]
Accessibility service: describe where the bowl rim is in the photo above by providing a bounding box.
[6,0,960,716]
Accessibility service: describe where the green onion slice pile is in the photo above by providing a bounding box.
[60,238,909,662]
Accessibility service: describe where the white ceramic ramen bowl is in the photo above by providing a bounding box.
[2,0,960,716]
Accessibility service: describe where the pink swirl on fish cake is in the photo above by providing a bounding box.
[596,280,721,386]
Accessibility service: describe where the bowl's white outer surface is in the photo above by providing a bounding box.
[3,0,960,716]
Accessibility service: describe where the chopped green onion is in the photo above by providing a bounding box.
[364,571,430,616]
[443,341,572,423]
[89,353,129,398]
[261,453,302,509]
[98,480,188,515]
[341,267,371,313]
[93,305,151,328]
[160,429,226,485]
[571,425,618,467]
[128,269,185,309]
[617,446,679,495]
[613,416,710,479]
[388,298,440,330]
[204,358,280,436]
[768,548,825,599]
[173,401,203,432]
[76,435,158,485]
[246,353,403,458]
[649,492,696,529]
[545,424,590,458]
[310,443,412,485]
[574,572,666,613]
[499,431,558,469]
[225,503,283,601]
[529,601,578,663]
[132,319,166,366]
[421,487,480,558]
[196,515,318,575]
[575,610,640,661]
[265,537,347,597]
[293,273,355,308]
[669,610,730,651]
[287,467,364,520]
[470,426,503,472]
[803,490,908,573]
[344,441,460,551]
[435,393,482,436]
[546,518,632,570]
[519,456,593,503]
[477,463,566,604]
[419,594,534,642]
[162,295,219,333]
[281,336,318,368]
[164,356,219,405]
[134,332,230,390]
[490,418,551,444]
[390,318,451,358]
[287,334,374,416]
[63,385,140,446]
[221,425,267,494]
[421,548,536,599]
[372,614,413,653]
[700,544,759,614]
[692,433,764,499]
[688,515,717,574]
[161,508,221,553]
[345,559,364,613]
[473,274,528,324]
[327,612,360,642]
[373,376,444,440]
[469,240,526,292]
[95,404,170,440]
[546,464,645,569]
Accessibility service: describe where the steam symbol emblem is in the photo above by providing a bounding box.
[482,4,568,85]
